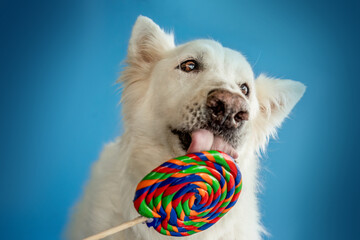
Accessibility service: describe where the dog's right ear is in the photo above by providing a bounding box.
[127,16,175,64]
[120,17,175,125]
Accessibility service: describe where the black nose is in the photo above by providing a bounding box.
[206,89,249,129]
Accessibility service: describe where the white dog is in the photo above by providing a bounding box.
[67,16,305,240]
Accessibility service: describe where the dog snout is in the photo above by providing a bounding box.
[206,89,249,129]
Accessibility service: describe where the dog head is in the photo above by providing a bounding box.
[120,16,305,158]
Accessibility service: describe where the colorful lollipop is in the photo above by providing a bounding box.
[133,150,242,236]
[84,150,242,240]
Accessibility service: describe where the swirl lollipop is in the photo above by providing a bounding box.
[133,150,242,236]
[83,150,242,240]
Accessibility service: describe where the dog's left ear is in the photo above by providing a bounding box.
[127,16,175,64]
[254,74,306,148]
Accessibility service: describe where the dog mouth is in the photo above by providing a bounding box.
[171,129,239,159]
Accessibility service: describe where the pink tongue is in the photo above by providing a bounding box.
[186,129,238,159]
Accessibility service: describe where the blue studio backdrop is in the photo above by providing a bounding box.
[1,0,359,239]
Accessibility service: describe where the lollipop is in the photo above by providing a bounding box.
[84,150,242,240]
[133,150,242,236]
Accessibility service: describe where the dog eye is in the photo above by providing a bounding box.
[178,60,199,72]
[240,83,249,96]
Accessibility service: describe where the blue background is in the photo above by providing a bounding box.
[1,0,359,239]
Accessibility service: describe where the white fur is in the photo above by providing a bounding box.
[67,16,305,240]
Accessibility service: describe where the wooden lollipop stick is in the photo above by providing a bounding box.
[83,216,148,240]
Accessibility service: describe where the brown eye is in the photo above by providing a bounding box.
[240,83,249,96]
[179,60,198,72]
